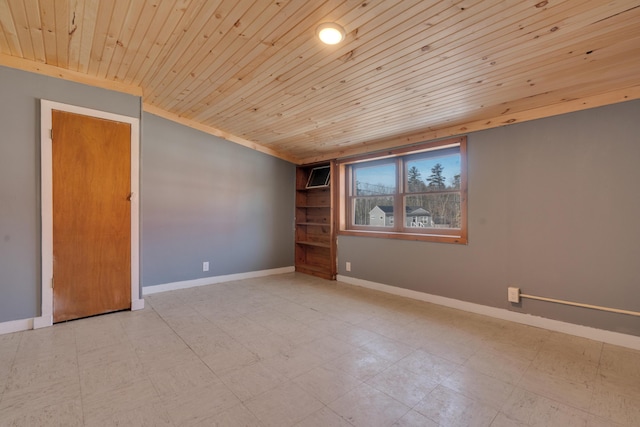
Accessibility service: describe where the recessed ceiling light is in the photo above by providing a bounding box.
[316,22,346,45]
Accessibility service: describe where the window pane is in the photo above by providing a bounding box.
[353,196,394,227]
[405,193,461,229]
[354,162,396,195]
[406,148,461,193]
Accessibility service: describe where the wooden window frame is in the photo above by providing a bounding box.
[336,136,467,244]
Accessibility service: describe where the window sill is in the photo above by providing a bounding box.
[338,229,467,244]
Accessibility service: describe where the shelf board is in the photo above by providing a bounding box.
[296,263,328,272]
[296,222,330,226]
[295,264,334,280]
[296,264,335,280]
[296,205,330,208]
[296,186,330,191]
[295,240,331,248]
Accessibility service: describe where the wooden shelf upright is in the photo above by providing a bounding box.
[294,161,336,280]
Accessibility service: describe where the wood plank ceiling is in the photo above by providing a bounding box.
[1,0,639,164]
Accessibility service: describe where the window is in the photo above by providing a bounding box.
[305,165,331,188]
[337,137,467,244]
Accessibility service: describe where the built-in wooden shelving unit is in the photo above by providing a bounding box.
[294,161,336,280]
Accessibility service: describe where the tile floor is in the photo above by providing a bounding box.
[1,272,639,426]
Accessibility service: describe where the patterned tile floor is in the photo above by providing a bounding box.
[0,273,638,426]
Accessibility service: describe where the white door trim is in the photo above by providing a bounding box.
[38,100,143,328]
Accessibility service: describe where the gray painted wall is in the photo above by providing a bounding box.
[0,66,140,323]
[141,113,295,287]
[338,99,640,336]
[0,66,294,324]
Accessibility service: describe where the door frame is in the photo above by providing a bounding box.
[36,100,143,328]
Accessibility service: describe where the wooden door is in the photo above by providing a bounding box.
[52,110,131,323]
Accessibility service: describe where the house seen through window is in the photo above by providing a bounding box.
[338,136,467,244]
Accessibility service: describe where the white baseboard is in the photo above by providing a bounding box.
[0,317,33,335]
[1,302,144,336]
[0,268,292,336]
[131,299,145,310]
[33,315,52,329]
[142,266,295,295]
[337,274,640,351]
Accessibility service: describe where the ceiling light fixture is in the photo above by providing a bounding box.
[316,22,346,45]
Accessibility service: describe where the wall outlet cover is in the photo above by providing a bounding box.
[508,287,520,303]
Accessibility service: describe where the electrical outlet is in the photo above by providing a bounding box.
[203,261,209,272]
[345,261,351,272]
[508,287,520,303]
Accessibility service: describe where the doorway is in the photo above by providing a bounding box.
[39,100,142,327]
